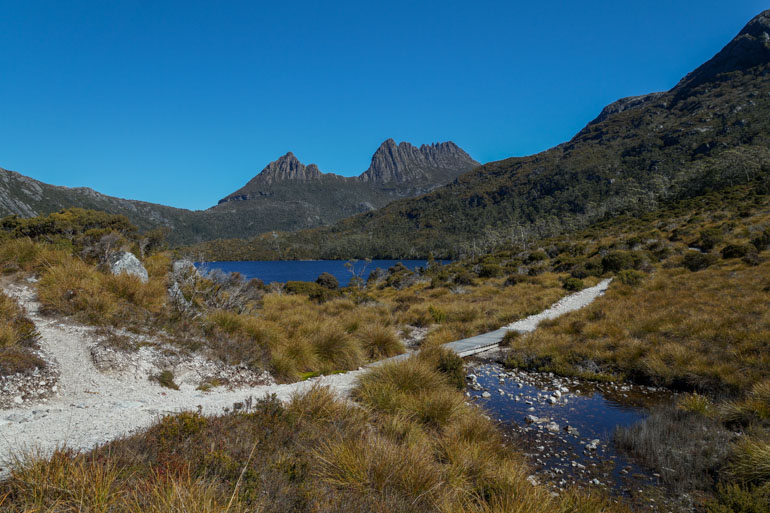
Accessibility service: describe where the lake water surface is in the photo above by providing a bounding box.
[199,260,447,287]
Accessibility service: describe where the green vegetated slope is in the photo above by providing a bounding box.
[0,169,264,245]
[192,10,770,260]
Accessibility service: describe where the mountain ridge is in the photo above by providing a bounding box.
[0,139,480,243]
[218,139,477,205]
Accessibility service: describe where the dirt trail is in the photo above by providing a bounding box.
[0,279,611,474]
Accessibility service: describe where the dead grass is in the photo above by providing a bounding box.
[37,255,168,326]
[615,406,734,492]
[506,261,770,394]
[0,290,44,376]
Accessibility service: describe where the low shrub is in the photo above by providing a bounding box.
[153,370,179,390]
[722,244,753,259]
[751,228,770,251]
[616,269,645,286]
[315,272,339,290]
[562,277,584,291]
[526,250,548,263]
[503,274,527,286]
[683,251,718,272]
[707,483,770,513]
[478,263,504,278]
[698,227,724,251]
[601,251,636,273]
[453,271,475,286]
[284,281,339,303]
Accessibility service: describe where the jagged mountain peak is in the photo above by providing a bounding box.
[675,9,770,92]
[249,151,322,186]
[359,139,478,184]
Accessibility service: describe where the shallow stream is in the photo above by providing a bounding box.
[466,360,672,501]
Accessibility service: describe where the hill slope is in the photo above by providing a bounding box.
[193,10,770,260]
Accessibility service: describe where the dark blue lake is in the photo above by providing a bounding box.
[198,260,447,287]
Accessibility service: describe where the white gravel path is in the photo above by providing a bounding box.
[0,278,612,475]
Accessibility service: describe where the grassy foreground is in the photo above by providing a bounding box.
[0,352,627,513]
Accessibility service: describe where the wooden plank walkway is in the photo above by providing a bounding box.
[442,279,612,358]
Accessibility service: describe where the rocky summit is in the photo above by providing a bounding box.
[359,139,477,184]
[218,138,478,204]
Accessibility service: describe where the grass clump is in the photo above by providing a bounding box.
[727,437,770,485]
[153,370,180,390]
[707,483,770,513]
[615,406,733,492]
[359,323,405,360]
[0,291,44,377]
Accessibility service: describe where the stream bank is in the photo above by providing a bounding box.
[466,357,682,511]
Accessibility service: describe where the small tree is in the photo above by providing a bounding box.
[344,258,372,289]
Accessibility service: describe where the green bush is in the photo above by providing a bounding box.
[617,269,646,286]
[477,263,503,278]
[698,228,724,251]
[683,251,718,272]
[503,274,526,286]
[153,370,179,390]
[751,228,770,251]
[315,272,339,290]
[428,305,446,324]
[601,251,636,273]
[284,281,339,302]
[562,277,584,291]
[707,483,770,513]
[453,271,475,286]
[722,244,752,259]
[526,250,548,263]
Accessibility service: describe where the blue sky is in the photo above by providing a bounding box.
[0,0,765,210]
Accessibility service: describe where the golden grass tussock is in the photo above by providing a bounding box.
[727,437,770,484]
[0,237,71,274]
[506,262,770,394]
[3,449,250,513]
[37,254,168,325]
[358,323,405,359]
[314,433,445,504]
[0,290,45,376]
[0,292,36,349]
[311,322,365,372]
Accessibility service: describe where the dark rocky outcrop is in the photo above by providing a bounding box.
[359,139,477,184]
[675,10,770,92]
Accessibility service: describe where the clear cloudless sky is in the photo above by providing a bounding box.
[0,0,766,210]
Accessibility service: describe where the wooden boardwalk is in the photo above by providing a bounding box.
[442,279,612,358]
